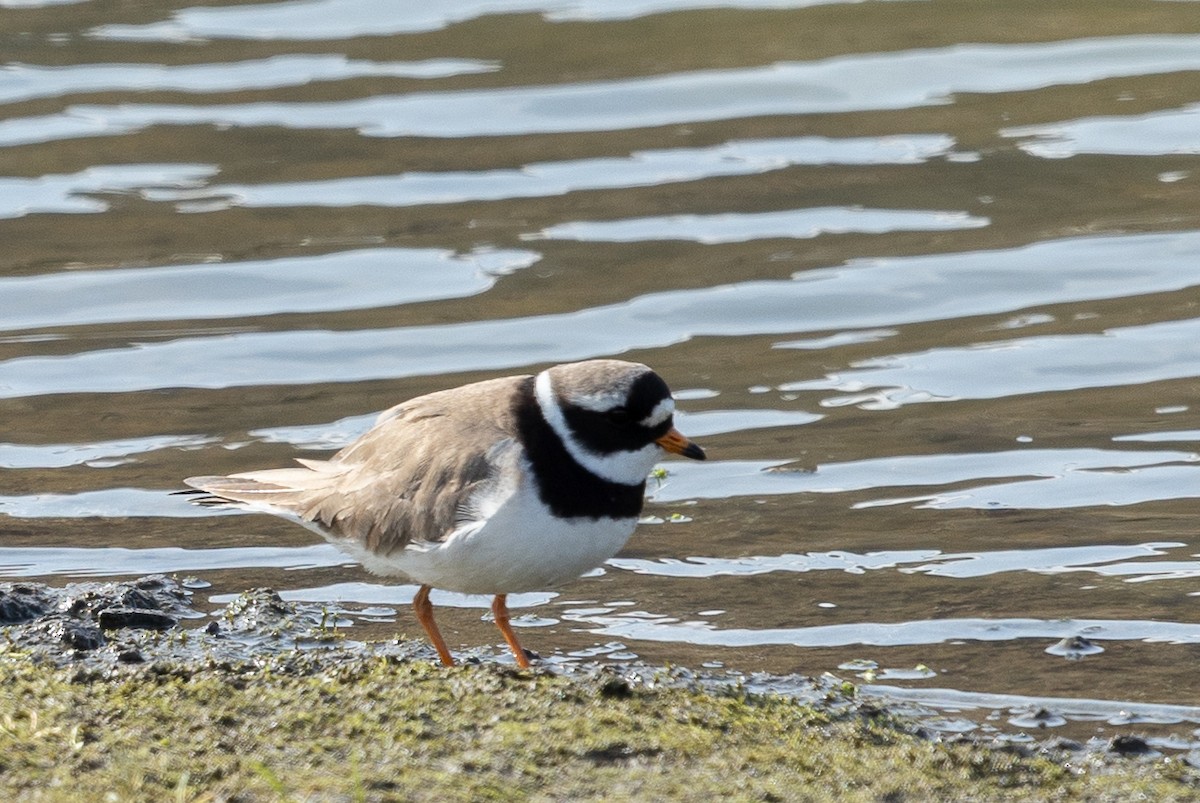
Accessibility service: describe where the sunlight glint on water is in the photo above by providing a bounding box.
[3,0,1200,736]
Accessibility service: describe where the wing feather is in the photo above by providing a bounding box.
[184,375,527,554]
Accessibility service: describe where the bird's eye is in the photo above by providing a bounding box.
[607,407,631,424]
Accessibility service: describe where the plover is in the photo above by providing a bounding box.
[182,359,705,668]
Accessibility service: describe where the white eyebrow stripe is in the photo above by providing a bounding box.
[639,396,674,428]
[535,370,655,486]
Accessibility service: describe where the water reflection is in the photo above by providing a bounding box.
[0,489,239,519]
[0,541,1191,584]
[1,0,87,7]
[6,231,1199,398]
[146,136,958,211]
[0,544,350,576]
[0,164,216,219]
[1004,103,1200,158]
[251,414,379,450]
[210,582,557,611]
[886,464,1200,510]
[0,435,215,469]
[249,407,823,450]
[529,208,987,243]
[89,0,918,40]
[7,438,1199,516]
[797,316,1200,409]
[650,449,1200,506]
[1114,429,1200,443]
[580,611,1200,649]
[861,686,1200,729]
[609,542,1187,579]
[11,36,1200,145]
[4,247,539,330]
[1,57,497,105]
[5,0,1200,744]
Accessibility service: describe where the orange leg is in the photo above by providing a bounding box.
[413,585,455,667]
[491,594,531,669]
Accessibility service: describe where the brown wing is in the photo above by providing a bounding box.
[184,375,528,555]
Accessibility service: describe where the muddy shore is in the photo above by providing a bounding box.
[1,576,1196,801]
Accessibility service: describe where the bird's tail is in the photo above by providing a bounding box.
[178,459,340,512]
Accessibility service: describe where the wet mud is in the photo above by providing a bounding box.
[2,573,1196,780]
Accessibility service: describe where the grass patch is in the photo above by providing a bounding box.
[0,651,1195,801]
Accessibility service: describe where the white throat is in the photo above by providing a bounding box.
[534,370,662,486]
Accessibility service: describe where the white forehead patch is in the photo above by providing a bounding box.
[639,396,675,428]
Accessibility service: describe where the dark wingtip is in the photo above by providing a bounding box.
[171,487,237,507]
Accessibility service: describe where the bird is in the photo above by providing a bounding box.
[181,359,706,669]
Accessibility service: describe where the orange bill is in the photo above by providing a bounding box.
[655,427,706,460]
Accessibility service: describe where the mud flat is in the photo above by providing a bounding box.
[0,576,1195,801]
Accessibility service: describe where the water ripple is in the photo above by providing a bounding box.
[609,543,1186,579]
[146,135,957,211]
[862,686,1200,727]
[210,581,555,610]
[247,407,821,451]
[650,449,1200,504]
[529,207,986,244]
[0,57,498,105]
[0,544,349,577]
[2,247,539,331]
[874,464,1200,510]
[0,164,216,219]
[8,36,1200,144]
[0,489,229,519]
[792,316,1200,410]
[1114,429,1200,443]
[1003,103,1200,158]
[610,550,941,577]
[1,0,87,6]
[89,0,916,40]
[0,542,1192,587]
[0,435,214,469]
[579,613,1200,648]
[3,231,1198,398]
[4,448,1196,518]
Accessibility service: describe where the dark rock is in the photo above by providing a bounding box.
[1109,735,1155,756]
[581,742,661,765]
[53,618,105,650]
[0,583,56,624]
[1009,707,1067,729]
[117,648,145,664]
[98,607,177,631]
[222,588,297,632]
[1045,636,1104,660]
[1042,737,1084,752]
[57,576,194,624]
[596,672,633,699]
[24,615,106,651]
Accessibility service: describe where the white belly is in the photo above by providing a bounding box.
[348,480,638,595]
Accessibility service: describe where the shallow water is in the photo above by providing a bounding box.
[3,0,1200,743]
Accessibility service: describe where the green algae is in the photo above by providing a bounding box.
[0,651,1195,802]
